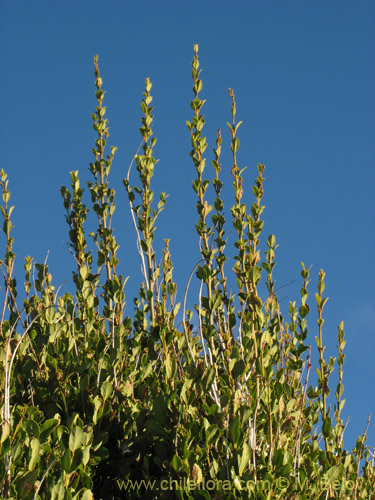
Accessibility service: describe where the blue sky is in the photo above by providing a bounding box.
[1,0,374,450]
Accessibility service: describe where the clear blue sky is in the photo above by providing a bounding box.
[1,0,374,450]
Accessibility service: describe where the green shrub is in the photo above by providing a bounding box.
[0,46,374,500]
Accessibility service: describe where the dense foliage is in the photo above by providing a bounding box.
[0,46,374,499]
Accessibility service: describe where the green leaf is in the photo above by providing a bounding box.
[123,378,133,397]
[51,481,66,500]
[299,304,309,318]
[238,442,250,476]
[16,469,39,498]
[24,419,40,439]
[336,382,344,399]
[140,363,153,382]
[165,353,172,379]
[153,396,168,426]
[145,418,167,438]
[235,121,243,132]
[80,265,89,280]
[322,416,332,438]
[233,388,242,415]
[1,422,10,443]
[232,359,245,378]
[45,306,55,324]
[230,415,241,446]
[206,424,220,446]
[71,448,84,473]
[202,366,215,390]
[324,464,342,485]
[40,418,59,442]
[233,475,242,491]
[209,293,222,311]
[192,463,203,484]
[81,490,94,500]
[28,437,40,470]
[261,330,272,346]
[82,445,91,466]
[181,378,193,405]
[101,380,113,401]
[61,449,72,473]
[248,266,261,284]
[267,234,276,247]
[171,455,183,472]
[69,426,84,452]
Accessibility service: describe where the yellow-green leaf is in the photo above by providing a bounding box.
[69,426,84,452]
[28,437,40,470]
[238,442,250,476]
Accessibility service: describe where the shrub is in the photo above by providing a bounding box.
[0,46,374,500]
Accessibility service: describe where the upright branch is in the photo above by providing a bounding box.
[228,89,246,297]
[87,55,126,327]
[211,130,225,283]
[334,320,346,450]
[160,238,177,324]
[187,45,216,337]
[315,269,331,453]
[247,163,265,300]
[61,171,92,288]
[0,170,17,325]
[211,130,233,343]
[228,90,265,381]
[262,234,278,321]
[0,171,17,499]
[125,78,167,326]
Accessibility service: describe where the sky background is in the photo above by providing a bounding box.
[1,0,374,450]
